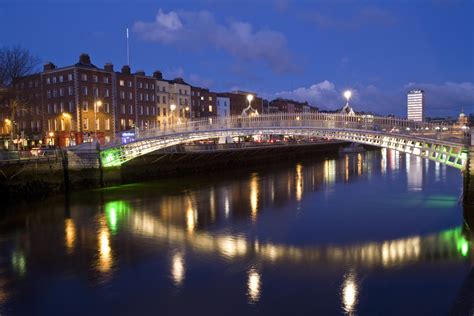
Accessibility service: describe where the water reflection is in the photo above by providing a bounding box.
[250,173,259,221]
[65,218,76,253]
[97,217,113,274]
[0,149,469,314]
[171,252,185,287]
[247,267,261,304]
[341,271,359,315]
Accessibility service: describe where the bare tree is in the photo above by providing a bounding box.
[0,47,40,149]
[0,46,40,87]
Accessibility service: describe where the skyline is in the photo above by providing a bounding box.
[1,0,473,117]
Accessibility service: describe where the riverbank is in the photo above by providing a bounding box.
[0,141,354,202]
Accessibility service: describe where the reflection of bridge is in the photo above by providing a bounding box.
[99,113,470,169]
[124,210,470,269]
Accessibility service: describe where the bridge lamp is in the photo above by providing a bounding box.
[247,94,254,103]
[4,118,11,124]
[344,90,352,101]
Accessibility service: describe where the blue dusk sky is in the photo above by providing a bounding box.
[1,0,473,116]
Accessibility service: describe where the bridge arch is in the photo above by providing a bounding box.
[99,113,469,169]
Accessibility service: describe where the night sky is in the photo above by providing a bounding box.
[1,0,473,116]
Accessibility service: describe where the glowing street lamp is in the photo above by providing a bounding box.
[94,100,102,141]
[344,90,352,106]
[170,104,176,126]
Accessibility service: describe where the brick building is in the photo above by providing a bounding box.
[268,98,318,113]
[191,86,217,118]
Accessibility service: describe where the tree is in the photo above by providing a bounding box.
[0,47,40,148]
[0,46,40,87]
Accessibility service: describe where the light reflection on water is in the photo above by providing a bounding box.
[0,149,470,314]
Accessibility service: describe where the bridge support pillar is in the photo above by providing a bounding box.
[463,134,474,206]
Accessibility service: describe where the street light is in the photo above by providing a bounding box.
[344,90,352,106]
[247,94,254,107]
[170,104,176,127]
[94,100,102,141]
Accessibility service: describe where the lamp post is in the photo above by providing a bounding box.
[247,94,254,110]
[344,90,352,107]
[94,100,102,142]
[170,104,176,128]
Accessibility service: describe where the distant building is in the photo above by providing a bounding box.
[218,91,263,116]
[268,98,318,113]
[191,86,217,118]
[407,89,424,122]
[216,96,230,117]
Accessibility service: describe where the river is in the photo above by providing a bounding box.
[0,148,471,315]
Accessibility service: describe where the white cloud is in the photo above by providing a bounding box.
[133,9,296,74]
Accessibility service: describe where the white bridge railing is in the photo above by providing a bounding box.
[104,113,466,149]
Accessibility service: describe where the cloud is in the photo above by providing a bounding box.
[270,81,474,116]
[165,66,214,88]
[306,7,397,31]
[133,9,296,74]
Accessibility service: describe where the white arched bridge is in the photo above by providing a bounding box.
[99,113,471,170]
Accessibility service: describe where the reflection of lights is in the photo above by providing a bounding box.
[250,173,259,221]
[171,252,185,287]
[357,153,362,176]
[295,164,303,201]
[11,250,26,276]
[105,200,130,234]
[341,271,358,314]
[247,268,261,303]
[224,195,230,218]
[345,155,349,181]
[381,148,387,174]
[97,220,112,273]
[323,159,336,185]
[65,218,76,253]
[186,206,196,233]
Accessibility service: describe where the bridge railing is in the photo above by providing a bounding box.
[103,113,462,148]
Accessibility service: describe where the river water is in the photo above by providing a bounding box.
[0,149,471,315]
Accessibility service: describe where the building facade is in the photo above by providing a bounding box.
[219,91,263,116]
[268,98,318,113]
[216,96,230,117]
[191,87,217,118]
[407,89,424,122]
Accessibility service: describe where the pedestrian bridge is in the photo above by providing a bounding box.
[99,113,470,170]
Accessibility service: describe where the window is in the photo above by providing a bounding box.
[145,83,148,89]
[146,106,149,115]
[128,119,134,127]
[69,101,74,112]
[139,93,143,101]
[59,88,64,97]
[95,118,100,130]
[82,101,88,112]
[129,92,133,100]
[92,75,98,82]
[151,84,155,90]
[138,82,142,89]
[151,95,155,102]
[68,86,74,96]
[105,118,110,131]
[209,96,212,101]
[53,103,58,113]
[53,90,58,97]
[81,74,87,81]
[163,96,166,103]
[120,91,125,99]
[47,90,51,99]
[68,73,73,81]
[59,75,64,83]
[129,105,134,114]
[82,86,88,96]
[83,118,89,130]
[122,105,126,114]
[119,80,125,86]
[105,103,110,113]
[179,89,182,95]
[163,108,167,116]
[93,87,99,97]
[60,102,64,112]
[61,119,65,131]
[105,89,110,97]
[103,77,109,84]
[105,136,110,143]
[145,94,149,101]
[54,119,58,131]
[209,105,213,112]
[127,81,132,87]
[120,119,126,129]
[52,77,57,84]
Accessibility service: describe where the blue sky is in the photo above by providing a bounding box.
[1,0,473,116]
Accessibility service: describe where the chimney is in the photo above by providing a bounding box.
[104,63,114,72]
[79,53,91,65]
[121,65,131,75]
[135,70,145,76]
[43,62,56,71]
[153,70,163,80]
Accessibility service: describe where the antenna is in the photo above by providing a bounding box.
[126,28,130,66]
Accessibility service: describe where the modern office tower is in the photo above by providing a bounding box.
[407,89,424,122]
